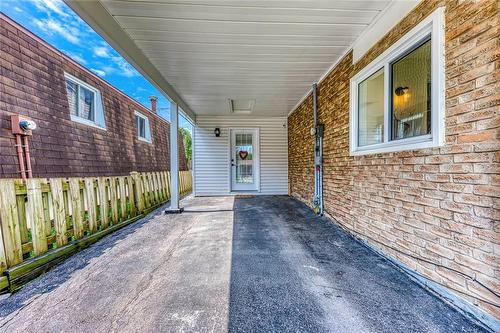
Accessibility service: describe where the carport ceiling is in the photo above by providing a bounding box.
[68,0,392,118]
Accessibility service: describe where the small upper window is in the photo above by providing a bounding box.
[135,111,152,143]
[64,73,105,129]
[349,8,444,156]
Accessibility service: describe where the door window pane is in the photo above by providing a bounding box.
[79,86,95,121]
[235,133,253,183]
[358,68,384,147]
[391,39,431,140]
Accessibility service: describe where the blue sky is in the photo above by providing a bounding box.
[1,0,192,130]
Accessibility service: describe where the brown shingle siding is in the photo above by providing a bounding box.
[288,0,499,319]
[0,14,187,178]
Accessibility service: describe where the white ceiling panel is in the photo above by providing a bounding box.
[94,0,392,116]
[110,0,390,11]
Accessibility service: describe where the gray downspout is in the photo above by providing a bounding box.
[312,83,323,215]
[313,83,318,128]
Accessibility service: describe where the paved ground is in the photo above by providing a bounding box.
[0,196,487,333]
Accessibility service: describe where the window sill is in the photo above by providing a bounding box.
[137,137,152,144]
[350,136,440,156]
[70,115,106,131]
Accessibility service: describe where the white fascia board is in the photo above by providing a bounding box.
[352,0,420,63]
[64,0,196,124]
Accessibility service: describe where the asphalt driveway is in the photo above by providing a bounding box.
[0,196,487,332]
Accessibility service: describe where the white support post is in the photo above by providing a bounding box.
[166,102,182,213]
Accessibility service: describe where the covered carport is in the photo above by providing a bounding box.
[63,0,416,200]
[2,0,494,331]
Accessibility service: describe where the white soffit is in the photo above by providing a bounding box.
[352,0,420,63]
[69,0,394,117]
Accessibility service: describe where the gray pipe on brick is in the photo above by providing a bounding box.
[313,83,317,128]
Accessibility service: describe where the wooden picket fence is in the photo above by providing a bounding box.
[0,170,192,292]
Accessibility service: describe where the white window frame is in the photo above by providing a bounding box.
[349,7,445,156]
[134,111,152,143]
[64,72,106,130]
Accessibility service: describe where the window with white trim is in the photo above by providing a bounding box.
[349,8,445,156]
[134,111,152,143]
[64,73,106,129]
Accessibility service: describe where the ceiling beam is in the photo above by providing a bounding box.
[64,0,196,123]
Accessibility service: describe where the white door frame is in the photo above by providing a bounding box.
[229,128,260,192]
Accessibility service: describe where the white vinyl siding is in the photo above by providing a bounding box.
[194,117,288,196]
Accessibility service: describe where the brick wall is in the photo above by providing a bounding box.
[0,14,188,178]
[288,0,499,319]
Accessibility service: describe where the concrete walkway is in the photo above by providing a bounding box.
[0,196,486,333]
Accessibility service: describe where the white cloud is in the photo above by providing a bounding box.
[112,57,139,78]
[62,51,87,65]
[14,6,23,12]
[32,18,45,29]
[93,46,111,58]
[32,0,69,17]
[98,50,140,78]
[91,68,106,77]
[46,19,79,43]
[32,18,80,44]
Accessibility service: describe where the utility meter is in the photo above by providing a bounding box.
[11,115,36,136]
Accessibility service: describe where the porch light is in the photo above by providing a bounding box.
[214,128,221,137]
[394,86,409,96]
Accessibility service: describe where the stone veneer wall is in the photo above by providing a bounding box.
[288,0,499,320]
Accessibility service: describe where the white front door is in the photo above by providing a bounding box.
[230,129,259,191]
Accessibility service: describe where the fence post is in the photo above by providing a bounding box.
[127,175,136,217]
[69,178,84,240]
[84,178,97,233]
[50,178,67,246]
[130,172,144,213]
[0,180,23,268]
[97,177,109,229]
[26,179,48,255]
[164,172,170,200]
[109,177,119,224]
[118,177,127,221]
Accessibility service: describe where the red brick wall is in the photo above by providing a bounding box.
[0,14,188,178]
[288,0,499,319]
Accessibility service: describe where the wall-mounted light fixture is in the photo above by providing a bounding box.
[214,128,221,137]
[395,86,409,96]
